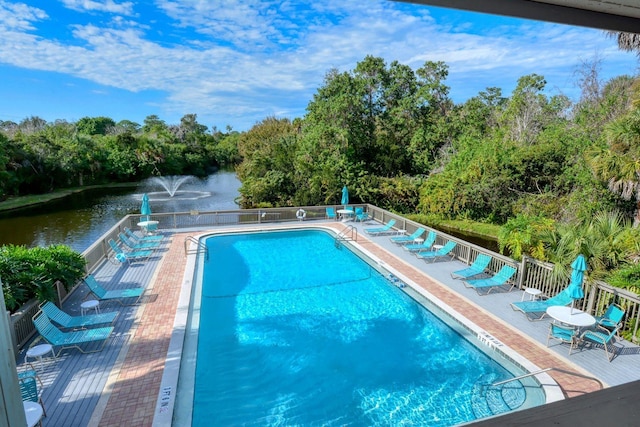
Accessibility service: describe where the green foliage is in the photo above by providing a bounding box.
[0,244,86,311]
[498,214,555,260]
[0,114,241,196]
[606,263,640,290]
[543,211,640,281]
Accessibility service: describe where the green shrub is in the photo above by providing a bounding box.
[0,244,86,311]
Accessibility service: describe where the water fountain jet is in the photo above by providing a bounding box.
[142,175,213,203]
[152,176,193,197]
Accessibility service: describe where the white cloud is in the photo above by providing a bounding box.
[0,1,47,31]
[60,0,135,15]
[0,0,636,129]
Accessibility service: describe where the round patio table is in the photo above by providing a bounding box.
[546,306,595,328]
[336,209,354,222]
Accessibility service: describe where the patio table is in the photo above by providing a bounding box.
[546,306,595,328]
[336,209,354,222]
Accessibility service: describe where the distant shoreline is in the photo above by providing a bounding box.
[0,182,139,213]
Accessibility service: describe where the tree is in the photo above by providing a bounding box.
[589,107,640,224]
[607,31,640,56]
[236,117,298,207]
[76,116,116,135]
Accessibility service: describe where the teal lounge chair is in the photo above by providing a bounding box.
[32,310,114,355]
[326,207,337,220]
[451,254,492,279]
[580,325,620,362]
[108,239,153,263]
[463,265,517,295]
[119,232,161,251]
[416,241,457,262]
[84,274,145,305]
[511,287,575,321]
[364,219,396,236]
[390,228,425,245]
[403,231,437,252]
[40,301,117,329]
[124,227,163,242]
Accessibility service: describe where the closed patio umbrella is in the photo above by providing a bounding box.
[141,193,151,222]
[341,186,349,209]
[568,254,587,313]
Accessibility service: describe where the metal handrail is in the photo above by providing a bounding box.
[491,366,604,389]
[336,225,358,243]
[491,368,553,387]
[184,236,208,260]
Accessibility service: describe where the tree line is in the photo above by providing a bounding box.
[0,114,241,198]
[235,54,640,289]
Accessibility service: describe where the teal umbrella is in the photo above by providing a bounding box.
[141,193,151,222]
[341,186,349,208]
[568,254,587,312]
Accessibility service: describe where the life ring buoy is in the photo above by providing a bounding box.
[296,208,306,220]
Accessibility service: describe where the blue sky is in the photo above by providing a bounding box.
[0,0,638,132]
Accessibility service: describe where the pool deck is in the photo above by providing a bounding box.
[18,220,640,426]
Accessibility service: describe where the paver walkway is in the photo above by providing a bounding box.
[97,232,189,427]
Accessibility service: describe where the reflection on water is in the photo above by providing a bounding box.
[0,172,241,252]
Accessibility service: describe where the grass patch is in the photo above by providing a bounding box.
[0,182,138,213]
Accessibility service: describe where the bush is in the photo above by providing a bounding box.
[0,244,86,311]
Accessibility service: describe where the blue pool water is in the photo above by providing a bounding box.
[192,229,525,426]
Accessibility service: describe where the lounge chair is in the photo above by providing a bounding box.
[451,254,492,279]
[108,239,153,263]
[390,228,425,245]
[463,265,517,295]
[124,227,163,242]
[118,232,161,250]
[32,310,114,355]
[364,219,397,236]
[595,303,625,332]
[403,231,437,252]
[40,301,117,329]
[416,241,457,262]
[326,207,337,220]
[84,274,145,305]
[546,322,578,355]
[580,325,620,362]
[510,287,575,321]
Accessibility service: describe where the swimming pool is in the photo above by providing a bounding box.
[170,228,548,426]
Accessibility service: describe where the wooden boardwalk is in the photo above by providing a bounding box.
[17,221,640,426]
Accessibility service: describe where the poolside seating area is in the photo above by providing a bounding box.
[354,218,640,374]
[11,218,640,426]
[14,239,165,426]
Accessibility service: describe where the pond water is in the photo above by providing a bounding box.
[0,172,241,252]
[0,171,500,255]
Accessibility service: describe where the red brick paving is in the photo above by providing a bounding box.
[96,225,602,426]
[98,233,189,427]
